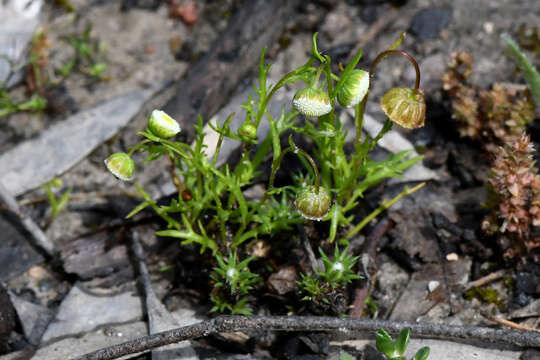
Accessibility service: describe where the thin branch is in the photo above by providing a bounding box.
[131,231,199,359]
[350,217,393,318]
[490,316,540,334]
[298,224,321,273]
[464,269,507,291]
[75,315,540,360]
[0,181,55,256]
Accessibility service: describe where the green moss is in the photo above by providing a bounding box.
[464,286,504,310]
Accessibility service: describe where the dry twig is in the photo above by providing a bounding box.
[350,217,393,318]
[75,315,540,360]
[298,224,321,273]
[490,316,540,334]
[464,269,507,291]
[0,181,54,256]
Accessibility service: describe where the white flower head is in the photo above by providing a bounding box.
[226,268,237,279]
[293,88,332,118]
[148,109,181,139]
[104,152,134,181]
[337,69,369,108]
[332,262,344,272]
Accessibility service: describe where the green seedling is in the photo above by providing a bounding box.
[0,90,47,119]
[106,33,426,313]
[41,178,72,228]
[502,33,540,105]
[59,25,108,80]
[376,328,430,360]
[298,246,362,312]
[210,252,260,315]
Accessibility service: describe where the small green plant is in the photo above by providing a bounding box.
[106,33,426,313]
[210,252,260,315]
[376,328,430,360]
[502,33,540,105]
[0,90,47,119]
[0,24,107,119]
[339,352,355,360]
[298,246,361,312]
[41,178,72,228]
[0,30,48,119]
[58,25,107,80]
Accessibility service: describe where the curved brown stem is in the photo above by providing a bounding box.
[354,49,421,152]
[369,49,421,90]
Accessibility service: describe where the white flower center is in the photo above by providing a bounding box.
[332,262,344,272]
[226,268,237,279]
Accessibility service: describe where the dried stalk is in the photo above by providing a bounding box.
[490,316,540,334]
[0,181,54,256]
[75,315,540,360]
[464,269,507,291]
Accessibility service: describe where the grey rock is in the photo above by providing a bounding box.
[59,232,132,281]
[336,338,521,360]
[409,7,452,42]
[0,350,30,360]
[0,215,44,282]
[521,349,540,360]
[390,259,471,321]
[8,291,54,345]
[510,298,540,319]
[32,321,147,360]
[0,0,43,88]
[0,285,16,353]
[41,284,143,343]
[407,339,520,360]
[132,231,199,360]
[148,293,200,360]
[0,87,162,196]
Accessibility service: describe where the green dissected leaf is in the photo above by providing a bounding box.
[53,187,72,219]
[328,203,340,243]
[395,328,410,355]
[339,352,355,360]
[387,31,406,51]
[125,201,150,219]
[58,58,77,77]
[336,48,363,96]
[413,347,430,360]
[311,32,326,63]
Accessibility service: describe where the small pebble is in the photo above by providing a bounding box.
[428,280,440,293]
[483,22,494,34]
[28,265,47,280]
[446,252,459,261]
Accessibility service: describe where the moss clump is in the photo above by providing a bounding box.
[464,286,504,310]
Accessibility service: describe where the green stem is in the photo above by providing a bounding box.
[345,182,425,239]
[128,139,150,156]
[255,59,314,127]
[266,144,320,196]
[311,66,323,89]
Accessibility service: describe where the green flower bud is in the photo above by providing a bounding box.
[238,121,257,143]
[337,69,369,108]
[293,88,332,118]
[50,178,63,187]
[148,109,181,139]
[295,185,331,221]
[104,152,134,181]
[380,87,426,129]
